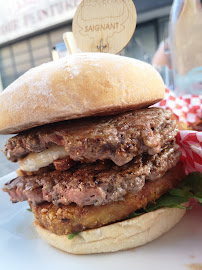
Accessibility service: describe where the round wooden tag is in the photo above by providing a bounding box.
[72,0,137,54]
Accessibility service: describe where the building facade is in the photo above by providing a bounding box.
[0,0,173,90]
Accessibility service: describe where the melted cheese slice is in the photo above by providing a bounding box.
[19,145,68,172]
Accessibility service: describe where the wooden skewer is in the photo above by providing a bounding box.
[63,32,79,54]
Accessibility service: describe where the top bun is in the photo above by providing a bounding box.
[0,53,165,134]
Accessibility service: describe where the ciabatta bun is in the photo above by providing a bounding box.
[34,207,186,254]
[0,53,164,134]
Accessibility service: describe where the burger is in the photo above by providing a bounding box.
[1,53,186,254]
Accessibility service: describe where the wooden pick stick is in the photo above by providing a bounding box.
[63,32,79,54]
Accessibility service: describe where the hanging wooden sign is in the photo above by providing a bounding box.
[72,0,137,54]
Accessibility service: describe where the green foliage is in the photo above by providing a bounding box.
[128,172,202,217]
[68,233,79,240]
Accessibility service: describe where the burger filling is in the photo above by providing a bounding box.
[4,144,181,207]
[31,163,185,235]
[2,108,184,235]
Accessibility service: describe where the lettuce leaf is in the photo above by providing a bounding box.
[128,172,202,218]
[68,233,79,240]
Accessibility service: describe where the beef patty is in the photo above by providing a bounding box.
[31,162,185,235]
[3,108,178,166]
[3,144,181,207]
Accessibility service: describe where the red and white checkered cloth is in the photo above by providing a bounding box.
[155,89,202,174]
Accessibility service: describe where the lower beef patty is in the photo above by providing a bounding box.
[31,162,185,235]
[3,144,181,207]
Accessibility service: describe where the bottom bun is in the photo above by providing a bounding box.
[34,207,186,254]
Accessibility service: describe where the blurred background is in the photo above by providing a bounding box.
[0,0,181,177]
[0,0,173,91]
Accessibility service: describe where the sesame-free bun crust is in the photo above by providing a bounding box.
[34,207,186,254]
[0,53,164,134]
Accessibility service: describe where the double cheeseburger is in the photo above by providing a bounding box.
[1,53,186,254]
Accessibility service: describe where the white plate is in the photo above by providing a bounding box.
[0,172,202,270]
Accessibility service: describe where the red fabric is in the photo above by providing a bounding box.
[155,89,202,174]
